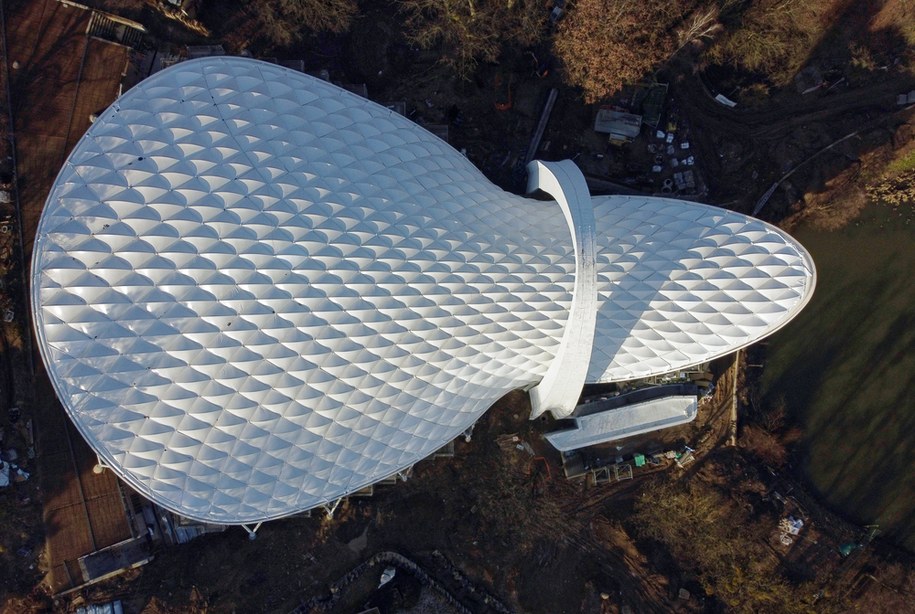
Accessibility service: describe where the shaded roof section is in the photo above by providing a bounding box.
[32,57,814,523]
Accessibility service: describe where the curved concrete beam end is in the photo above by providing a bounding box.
[526,160,598,419]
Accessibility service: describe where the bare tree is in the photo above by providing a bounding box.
[676,5,723,49]
[399,0,547,77]
[704,0,816,84]
[553,0,698,103]
[246,0,358,47]
[635,477,821,613]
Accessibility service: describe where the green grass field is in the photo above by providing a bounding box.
[762,204,915,550]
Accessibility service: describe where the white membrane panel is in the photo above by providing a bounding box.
[32,57,815,523]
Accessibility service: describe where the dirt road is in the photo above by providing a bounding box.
[672,63,915,214]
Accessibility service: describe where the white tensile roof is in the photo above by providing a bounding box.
[32,57,815,523]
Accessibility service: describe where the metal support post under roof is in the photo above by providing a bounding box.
[241,522,262,540]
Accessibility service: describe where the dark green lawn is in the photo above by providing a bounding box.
[763,203,915,550]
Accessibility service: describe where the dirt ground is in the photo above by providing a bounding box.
[65,391,693,613]
[7,0,131,257]
[3,1,915,613]
[0,0,138,602]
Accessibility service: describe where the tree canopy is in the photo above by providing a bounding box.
[246,0,358,46]
[705,0,816,84]
[553,0,700,103]
[399,0,548,77]
[635,477,820,613]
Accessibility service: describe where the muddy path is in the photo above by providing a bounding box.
[670,62,915,212]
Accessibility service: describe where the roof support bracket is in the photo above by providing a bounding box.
[93,454,110,474]
[241,521,262,540]
[322,498,342,518]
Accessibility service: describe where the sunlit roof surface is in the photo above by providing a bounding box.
[32,57,815,523]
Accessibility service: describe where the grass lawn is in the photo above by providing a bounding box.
[763,203,915,550]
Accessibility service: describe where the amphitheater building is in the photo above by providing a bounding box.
[31,58,815,525]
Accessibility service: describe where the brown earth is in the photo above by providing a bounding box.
[0,0,135,605]
[62,392,696,613]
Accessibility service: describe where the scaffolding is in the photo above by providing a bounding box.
[588,463,632,485]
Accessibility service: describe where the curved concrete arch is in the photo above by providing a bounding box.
[526,160,598,419]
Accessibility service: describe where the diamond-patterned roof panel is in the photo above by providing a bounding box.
[32,57,814,523]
